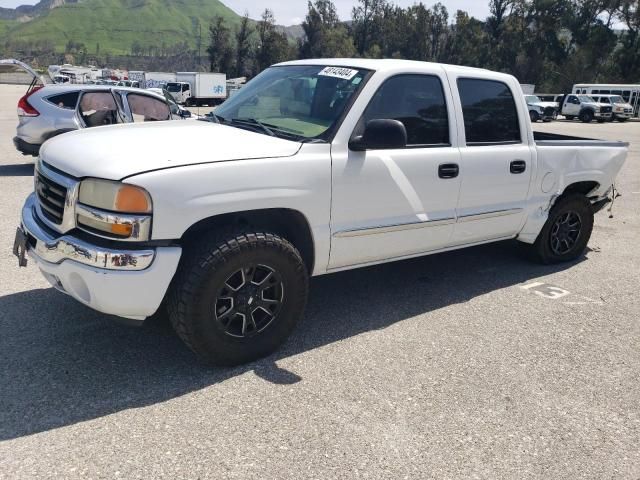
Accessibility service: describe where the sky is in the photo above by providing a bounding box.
[0,0,492,25]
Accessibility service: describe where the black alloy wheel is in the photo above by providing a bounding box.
[214,264,284,338]
[549,211,582,256]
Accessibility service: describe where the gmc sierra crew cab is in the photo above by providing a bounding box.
[14,59,628,365]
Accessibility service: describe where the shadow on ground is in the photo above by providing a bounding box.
[0,241,581,441]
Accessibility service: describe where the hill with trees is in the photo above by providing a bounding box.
[1,0,638,91]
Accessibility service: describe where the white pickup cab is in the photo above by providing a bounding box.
[15,59,628,365]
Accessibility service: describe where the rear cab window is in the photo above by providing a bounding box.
[457,78,521,146]
[46,91,79,110]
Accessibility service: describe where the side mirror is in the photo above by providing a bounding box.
[349,119,407,151]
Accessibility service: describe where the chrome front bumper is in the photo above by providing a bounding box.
[18,192,182,320]
[21,193,155,271]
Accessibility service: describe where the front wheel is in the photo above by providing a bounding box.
[529,111,540,123]
[618,117,628,123]
[580,110,594,123]
[168,231,309,365]
[528,194,594,264]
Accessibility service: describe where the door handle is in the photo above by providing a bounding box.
[510,160,527,174]
[438,163,459,179]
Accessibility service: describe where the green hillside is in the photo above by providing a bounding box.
[1,0,242,55]
[0,18,18,37]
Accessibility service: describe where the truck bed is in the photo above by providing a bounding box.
[533,131,629,148]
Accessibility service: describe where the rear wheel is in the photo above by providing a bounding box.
[168,230,309,365]
[528,194,594,264]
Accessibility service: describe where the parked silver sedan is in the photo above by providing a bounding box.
[2,59,193,157]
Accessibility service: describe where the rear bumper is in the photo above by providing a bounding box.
[13,136,40,157]
[20,193,182,320]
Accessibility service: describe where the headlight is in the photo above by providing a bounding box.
[77,179,152,240]
[79,179,152,213]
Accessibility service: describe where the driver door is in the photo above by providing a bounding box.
[329,73,462,269]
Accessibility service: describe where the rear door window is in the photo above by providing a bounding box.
[78,91,122,127]
[457,78,521,145]
[47,91,79,110]
[126,93,171,122]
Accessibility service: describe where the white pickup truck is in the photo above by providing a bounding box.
[14,59,628,365]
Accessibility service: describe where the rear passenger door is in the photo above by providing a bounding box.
[448,77,533,245]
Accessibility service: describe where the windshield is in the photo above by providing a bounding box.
[525,95,541,103]
[611,96,624,104]
[166,82,181,93]
[578,95,595,103]
[214,65,370,141]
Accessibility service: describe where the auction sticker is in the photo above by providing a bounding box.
[319,66,359,80]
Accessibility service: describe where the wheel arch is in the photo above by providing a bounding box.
[562,180,600,198]
[180,208,316,273]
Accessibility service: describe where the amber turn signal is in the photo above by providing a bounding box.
[115,185,151,213]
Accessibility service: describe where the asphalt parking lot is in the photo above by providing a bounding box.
[0,83,638,479]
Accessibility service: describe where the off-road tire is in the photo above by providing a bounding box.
[168,230,309,365]
[528,194,594,264]
[529,111,540,123]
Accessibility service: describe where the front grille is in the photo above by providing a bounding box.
[625,108,632,113]
[601,106,612,113]
[544,106,556,116]
[35,172,67,225]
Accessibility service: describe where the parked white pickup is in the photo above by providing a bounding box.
[15,59,628,365]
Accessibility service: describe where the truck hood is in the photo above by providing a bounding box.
[39,121,302,180]
[529,101,558,109]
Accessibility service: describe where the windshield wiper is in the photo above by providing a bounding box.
[201,112,223,124]
[230,118,275,137]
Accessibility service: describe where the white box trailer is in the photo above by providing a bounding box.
[144,72,176,89]
[175,72,227,106]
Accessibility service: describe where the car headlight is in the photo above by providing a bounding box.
[77,179,152,240]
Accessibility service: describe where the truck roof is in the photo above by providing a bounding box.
[277,58,506,79]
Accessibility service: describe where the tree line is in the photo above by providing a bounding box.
[208,0,639,91]
[3,0,637,91]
